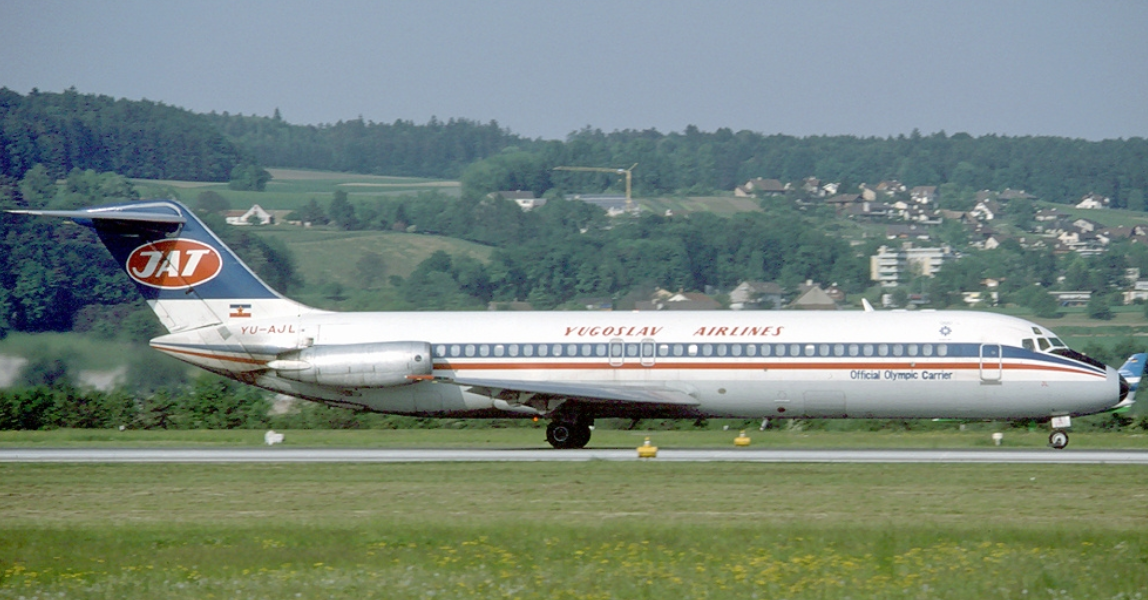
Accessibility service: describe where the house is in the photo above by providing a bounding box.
[491,190,547,211]
[225,204,274,225]
[1072,218,1102,233]
[845,201,893,219]
[729,281,785,310]
[1048,291,1091,307]
[788,285,838,310]
[969,199,1002,221]
[910,186,937,205]
[635,291,722,311]
[734,178,785,197]
[1075,193,1110,209]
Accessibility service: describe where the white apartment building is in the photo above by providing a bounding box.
[870,243,956,287]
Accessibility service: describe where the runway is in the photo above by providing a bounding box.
[3,448,1148,464]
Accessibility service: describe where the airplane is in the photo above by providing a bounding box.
[7,199,1138,449]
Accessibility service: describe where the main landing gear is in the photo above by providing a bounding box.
[546,418,593,449]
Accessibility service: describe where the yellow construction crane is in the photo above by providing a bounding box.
[552,163,638,213]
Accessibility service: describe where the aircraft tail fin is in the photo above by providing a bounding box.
[9,200,317,333]
[1118,353,1146,399]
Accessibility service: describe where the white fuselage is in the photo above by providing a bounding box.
[150,308,1123,421]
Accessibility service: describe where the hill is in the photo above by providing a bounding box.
[250,226,493,291]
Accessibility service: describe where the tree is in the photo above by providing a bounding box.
[328,190,357,229]
[355,251,386,289]
[195,191,230,214]
[228,163,271,191]
[1086,293,1113,320]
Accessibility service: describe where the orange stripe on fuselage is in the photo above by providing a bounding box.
[151,344,267,366]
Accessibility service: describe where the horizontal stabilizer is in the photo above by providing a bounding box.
[442,377,700,407]
[7,208,186,224]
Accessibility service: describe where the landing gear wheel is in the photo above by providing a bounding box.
[546,421,592,449]
[1048,429,1069,450]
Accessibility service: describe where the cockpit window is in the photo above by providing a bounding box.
[1049,338,1065,347]
[1022,339,1035,351]
[1037,338,1050,351]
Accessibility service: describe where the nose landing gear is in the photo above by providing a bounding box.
[1048,429,1069,450]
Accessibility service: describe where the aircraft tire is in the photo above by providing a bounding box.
[1048,429,1069,450]
[546,422,576,449]
[546,420,592,449]
[571,422,592,449]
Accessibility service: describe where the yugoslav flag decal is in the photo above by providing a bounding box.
[126,239,223,289]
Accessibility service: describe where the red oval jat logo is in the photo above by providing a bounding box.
[126,239,223,289]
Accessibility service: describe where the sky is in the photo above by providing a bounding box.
[2,0,1146,141]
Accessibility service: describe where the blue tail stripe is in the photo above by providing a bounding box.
[82,200,279,301]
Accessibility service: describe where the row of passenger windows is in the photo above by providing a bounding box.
[433,342,953,359]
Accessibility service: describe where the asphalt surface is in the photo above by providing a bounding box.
[2,448,1148,464]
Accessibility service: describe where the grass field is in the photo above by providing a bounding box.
[1,461,1146,599]
[131,168,461,212]
[249,227,494,288]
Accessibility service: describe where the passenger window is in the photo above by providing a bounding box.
[479,345,490,357]
[674,344,685,357]
[493,344,504,357]
[688,344,698,357]
[834,344,845,356]
[451,345,461,357]
[923,344,933,357]
[732,344,743,357]
[892,344,903,357]
[776,344,786,357]
[863,344,874,357]
[465,345,476,357]
[658,344,670,357]
[702,344,713,357]
[627,344,640,357]
[435,345,446,357]
[553,344,564,356]
[761,344,772,356]
[717,344,727,356]
[819,344,830,356]
[937,344,948,357]
[790,344,802,356]
[1037,338,1050,351]
[878,344,889,357]
[849,344,859,357]
[538,345,548,357]
[747,344,757,356]
[596,344,607,357]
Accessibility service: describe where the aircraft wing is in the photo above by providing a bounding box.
[440,377,701,407]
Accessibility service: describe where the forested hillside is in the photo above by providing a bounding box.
[3,88,1145,207]
[459,128,1148,207]
[206,111,522,179]
[0,88,246,181]
[207,110,1148,208]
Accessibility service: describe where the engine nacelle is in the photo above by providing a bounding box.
[268,341,432,388]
